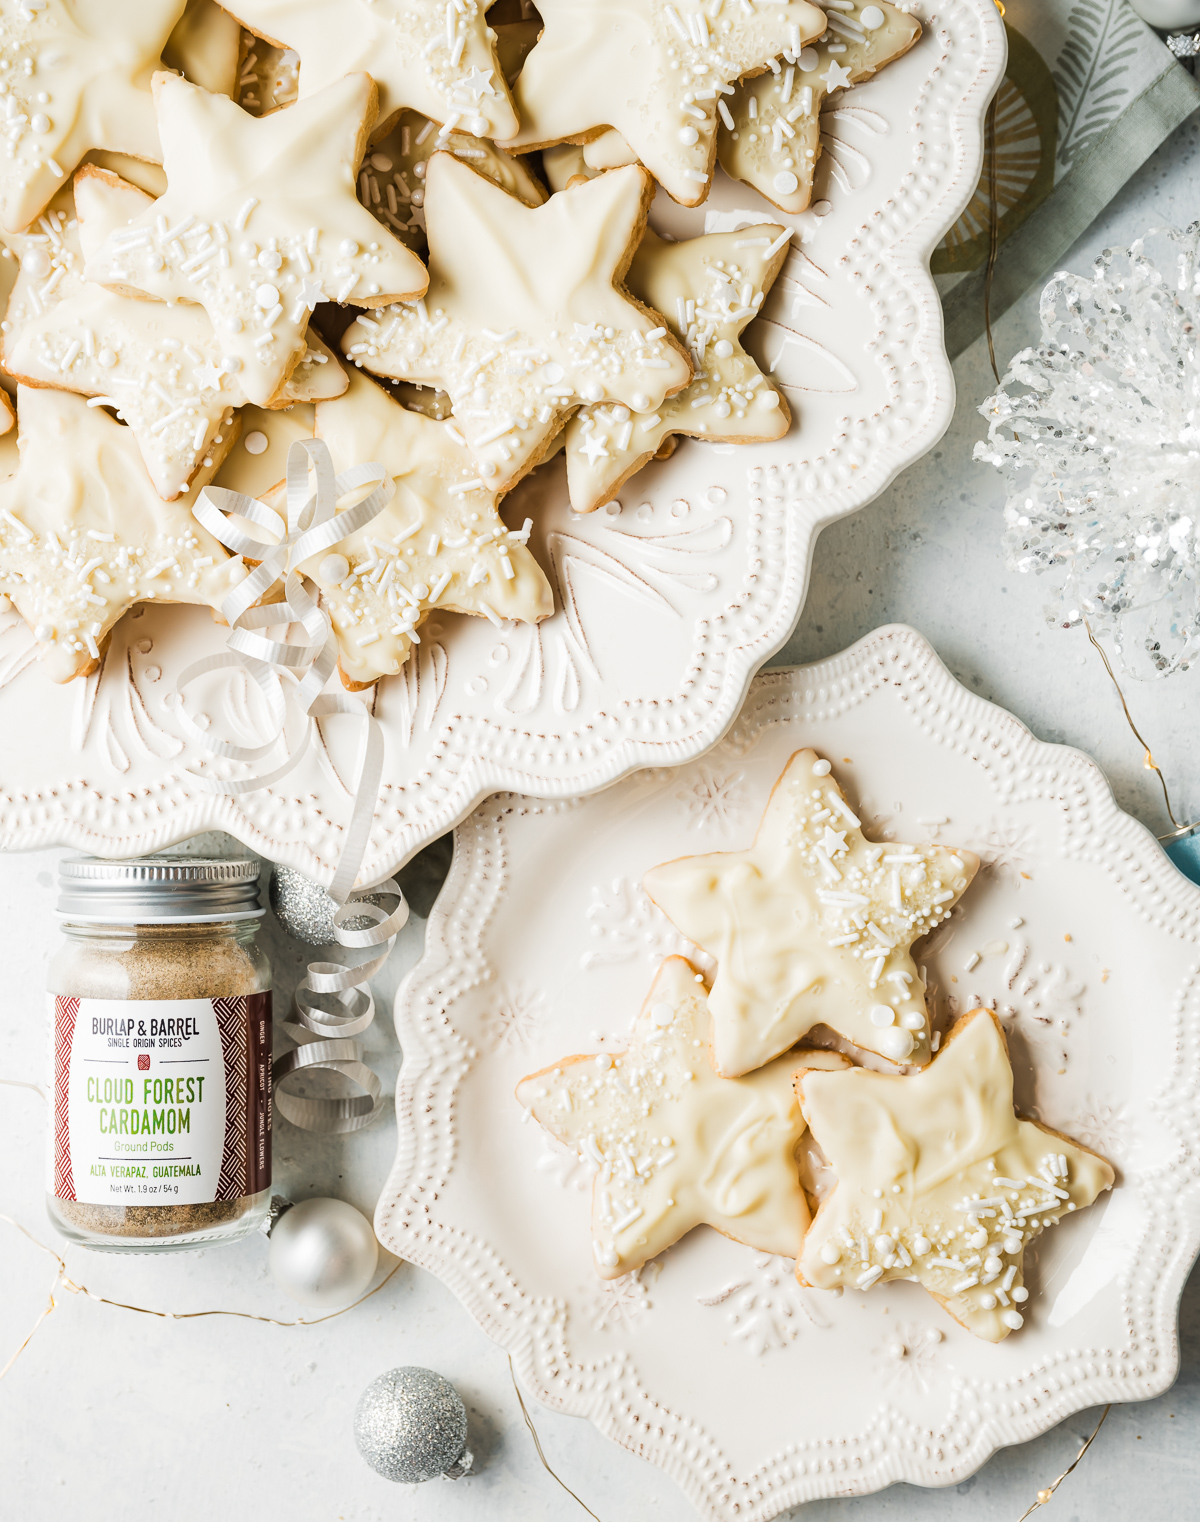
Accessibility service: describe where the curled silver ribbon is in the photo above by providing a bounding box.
[177,439,411,1133]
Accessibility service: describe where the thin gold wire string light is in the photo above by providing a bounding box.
[977,5,1193,844]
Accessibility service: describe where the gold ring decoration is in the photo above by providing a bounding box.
[932,23,1057,275]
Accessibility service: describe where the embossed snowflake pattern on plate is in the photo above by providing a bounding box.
[379,626,1200,1519]
[0,2,1005,884]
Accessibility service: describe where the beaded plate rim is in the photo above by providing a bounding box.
[0,0,1007,887]
[377,622,1200,1518]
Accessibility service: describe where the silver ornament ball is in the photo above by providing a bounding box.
[267,1197,379,1308]
[268,863,390,946]
[354,1366,473,1484]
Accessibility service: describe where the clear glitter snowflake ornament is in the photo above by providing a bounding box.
[975,224,1200,679]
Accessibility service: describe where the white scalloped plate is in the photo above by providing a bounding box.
[378,625,1200,1518]
[0,2,1005,884]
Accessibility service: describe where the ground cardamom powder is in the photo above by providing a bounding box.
[48,866,272,1252]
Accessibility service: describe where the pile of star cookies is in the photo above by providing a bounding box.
[0,0,921,688]
[519,751,1115,1343]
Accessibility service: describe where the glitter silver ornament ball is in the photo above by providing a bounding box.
[354,1367,473,1483]
[268,863,390,947]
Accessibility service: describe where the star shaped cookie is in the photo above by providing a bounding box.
[84,71,428,409]
[0,0,186,234]
[517,955,849,1278]
[0,386,246,683]
[341,155,692,494]
[220,0,517,140]
[292,370,553,689]
[359,108,545,254]
[163,0,242,97]
[796,1009,1115,1341]
[644,749,980,1076]
[564,225,792,512]
[505,0,828,207]
[1,170,346,501]
[718,1,921,214]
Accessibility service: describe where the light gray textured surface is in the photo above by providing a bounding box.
[2,109,1199,1522]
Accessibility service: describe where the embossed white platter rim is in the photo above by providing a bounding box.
[0,2,1005,887]
[378,624,1200,1518]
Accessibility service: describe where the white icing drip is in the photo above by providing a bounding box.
[565,224,791,511]
[507,0,829,207]
[342,157,693,495]
[718,0,921,214]
[518,955,850,1279]
[645,749,981,1075]
[797,1010,1115,1342]
[83,71,427,409]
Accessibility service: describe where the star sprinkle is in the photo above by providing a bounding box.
[564,224,792,512]
[0,0,186,234]
[718,1,921,215]
[796,1009,1115,1341]
[1,170,346,501]
[220,0,518,140]
[517,955,850,1278]
[505,0,827,207]
[84,71,428,408]
[358,108,545,254]
[0,386,247,683]
[342,155,692,494]
[295,370,553,688]
[644,749,980,1076]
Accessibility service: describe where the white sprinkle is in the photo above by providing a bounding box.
[233,197,259,231]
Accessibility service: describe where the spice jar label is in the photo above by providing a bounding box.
[48,994,272,1208]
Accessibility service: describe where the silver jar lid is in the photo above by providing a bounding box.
[57,856,265,923]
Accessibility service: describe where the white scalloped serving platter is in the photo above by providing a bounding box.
[379,625,1200,1518]
[0,2,1004,884]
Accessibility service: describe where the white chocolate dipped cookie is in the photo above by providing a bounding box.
[517,955,850,1279]
[0,385,246,682]
[0,0,185,235]
[644,749,980,1076]
[718,1,921,215]
[84,71,428,409]
[1,171,345,502]
[163,0,243,98]
[506,0,828,208]
[341,155,692,495]
[298,370,553,689]
[542,131,642,195]
[795,1009,1115,1342]
[565,224,791,512]
[219,0,518,140]
[358,109,545,255]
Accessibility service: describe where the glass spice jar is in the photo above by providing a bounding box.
[47,856,273,1252]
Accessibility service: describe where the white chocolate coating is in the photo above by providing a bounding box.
[163,0,242,98]
[358,108,545,255]
[796,1009,1115,1341]
[342,156,692,494]
[718,0,921,214]
[220,0,518,140]
[565,224,791,512]
[0,385,245,682]
[517,955,850,1278]
[506,0,828,207]
[0,0,182,234]
[84,71,428,408]
[645,749,980,1075]
[2,171,345,502]
[300,370,553,689]
[211,401,314,499]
